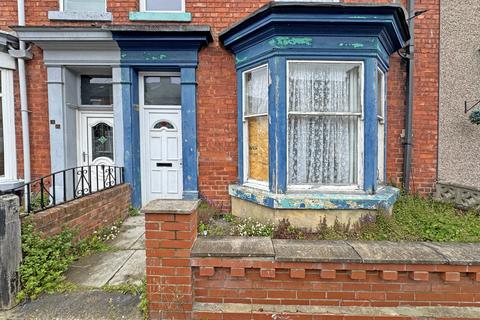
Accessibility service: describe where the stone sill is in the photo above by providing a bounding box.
[48,11,112,21]
[0,180,24,192]
[229,184,399,210]
[129,11,192,22]
[192,237,480,265]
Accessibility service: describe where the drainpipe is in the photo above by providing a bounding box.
[403,0,415,193]
[16,0,31,183]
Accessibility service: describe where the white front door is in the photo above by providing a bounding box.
[78,112,115,191]
[140,108,183,203]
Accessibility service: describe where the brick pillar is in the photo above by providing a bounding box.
[144,200,199,320]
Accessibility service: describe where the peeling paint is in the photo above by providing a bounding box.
[268,36,313,49]
[338,42,365,49]
[236,56,248,64]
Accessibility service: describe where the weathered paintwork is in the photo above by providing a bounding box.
[221,3,409,207]
[229,184,400,211]
[112,30,211,206]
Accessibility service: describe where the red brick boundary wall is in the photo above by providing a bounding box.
[23,184,131,239]
[145,206,480,320]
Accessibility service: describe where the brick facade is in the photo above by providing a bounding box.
[0,0,440,207]
[24,184,131,239]
[145,201,480,320]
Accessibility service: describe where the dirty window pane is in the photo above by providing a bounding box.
[153,121,175,130]
[81,75,113,106]
[92,122,114,161]
[288,62,361,186]
[145,0,183,11]
[144,76,181,105]
[64,0,105,12]
[244,66,269,183]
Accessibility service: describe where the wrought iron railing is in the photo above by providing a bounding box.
[1,165,125,214]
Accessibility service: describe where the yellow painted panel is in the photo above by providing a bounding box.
[248,116,269,182]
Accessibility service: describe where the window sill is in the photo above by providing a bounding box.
[229,184,399,211]
[128,11,192,22]
[48,11,113,22]
[0,179,24,192]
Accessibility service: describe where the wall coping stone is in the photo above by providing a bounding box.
[192,237,480,265]
[141,199,200,214]
[192,237,274,258]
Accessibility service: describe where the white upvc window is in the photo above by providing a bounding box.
[287,60,364,191]
[377,68,386,184]
[242,64,269,189]
[140,0,185,12]
[61,0,106,12]
[0,69,17,181]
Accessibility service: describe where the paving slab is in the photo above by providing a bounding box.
[274,240,361,262]
[109,225,144,250]
[348,241,447,264]
[130,235,145,250]
[423,242,480,265]
[123,215,145,227]
[3,291,142,320]
[66,250,135,288]
[192,237,274,257]
[108,250,146,286]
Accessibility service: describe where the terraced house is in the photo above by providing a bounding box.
[0,0,440,223]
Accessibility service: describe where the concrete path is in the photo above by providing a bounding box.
[1,215,146,320]
[65,214,146,288]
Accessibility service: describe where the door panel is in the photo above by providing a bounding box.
[141,108,183,203]
[78,112,115,193]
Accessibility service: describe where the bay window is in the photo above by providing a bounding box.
[243,65,269,186]
[287,61,362,189]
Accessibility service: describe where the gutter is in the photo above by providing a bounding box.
[403,0,415,193]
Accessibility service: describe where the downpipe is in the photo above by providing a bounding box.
[403,0,415,193]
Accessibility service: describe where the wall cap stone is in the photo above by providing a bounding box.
[141,199,200,214]
[192,237,274,258]
[192,237,480,265]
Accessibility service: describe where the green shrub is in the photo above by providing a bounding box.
[17,223,77,301]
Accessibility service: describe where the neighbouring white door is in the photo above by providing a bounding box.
[78,112,115,192]
[140,108,183,203]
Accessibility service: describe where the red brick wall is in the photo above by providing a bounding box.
[1,0,440,206]
[23,184,131,239]
[145,207,479,320]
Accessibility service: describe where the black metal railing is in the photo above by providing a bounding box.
[1,165,125,214]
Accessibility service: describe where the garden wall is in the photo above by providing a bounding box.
[145,202,480,320]
[24,184,131,239]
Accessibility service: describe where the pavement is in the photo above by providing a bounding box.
[1,214,146,320]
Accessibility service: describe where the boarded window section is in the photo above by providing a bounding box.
[145,0,183,11]
[144,76,181,106]
[64,0,105,12]
[288,62,361,186]
[244,66,269,183]
[81,75,113,106]
[0,71,3,177]
[377,69,386,184]
[92,122,114,161]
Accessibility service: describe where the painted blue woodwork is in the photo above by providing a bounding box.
[220,2,410,209]
[113,28,212,206]
[129,11,192,22]
[229,184,400,211]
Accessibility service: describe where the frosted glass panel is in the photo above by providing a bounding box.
[146,0,183,11]
[288,62,361,186]
[64,0,105,12]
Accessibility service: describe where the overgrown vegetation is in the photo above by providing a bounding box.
[129,205,141,217]
[17,221,122,302]
[198,194,480,242]
[102,280,148,319]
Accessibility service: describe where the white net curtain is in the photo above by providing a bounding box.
[287,62,361,186]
